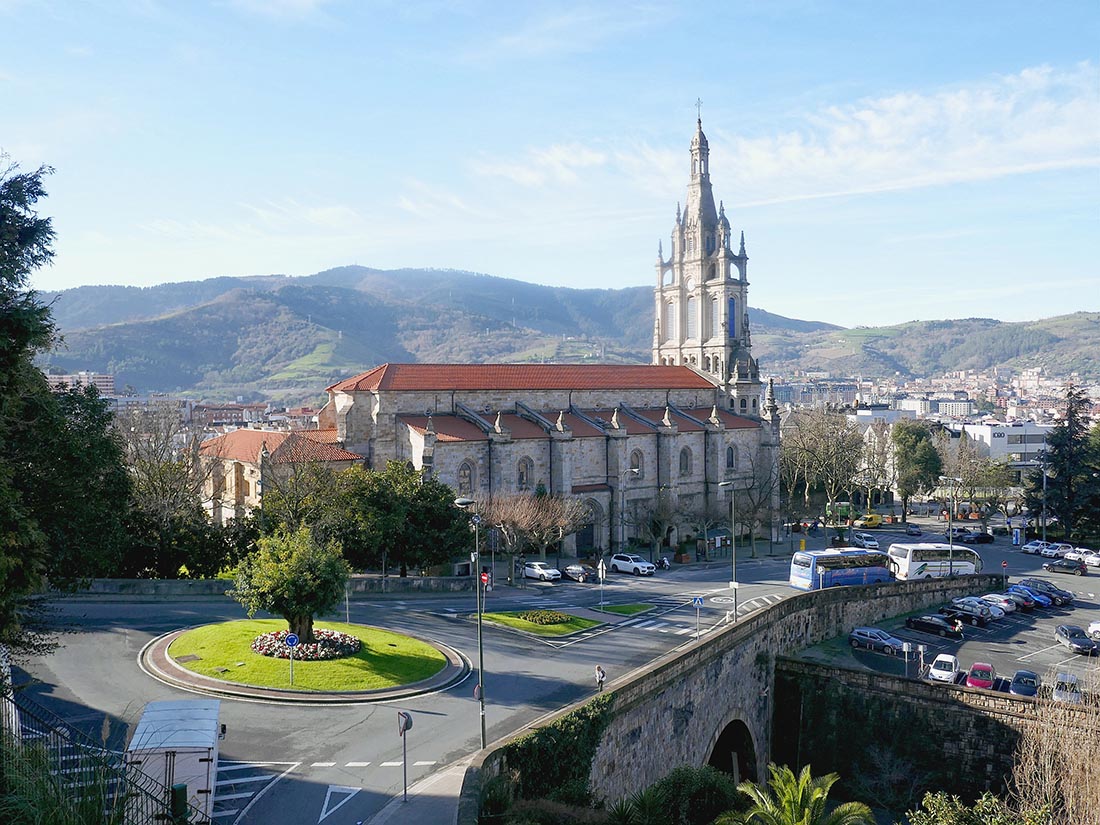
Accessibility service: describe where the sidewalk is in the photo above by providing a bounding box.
[367,759,470,825]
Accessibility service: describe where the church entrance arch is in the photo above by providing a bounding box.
[707,718,757,785]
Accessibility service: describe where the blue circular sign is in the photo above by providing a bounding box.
[285,633,300,648]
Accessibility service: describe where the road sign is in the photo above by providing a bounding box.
[397,711,413,735]
[397,711,413,802]
[471,514,482,526]
[481,571,489,585]
[285,633,299,648]
[692,596,704,608]
[1002,560,1008,569]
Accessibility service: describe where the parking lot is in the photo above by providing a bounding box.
[803,521,1100,693]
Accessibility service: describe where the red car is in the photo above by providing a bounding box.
[966,662,996,690]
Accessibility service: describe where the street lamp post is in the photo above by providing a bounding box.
[619,468,639,553]
[454,497,487,749]
[939,476,962,576]
[718,480,739,621]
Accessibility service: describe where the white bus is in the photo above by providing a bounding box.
[886,542,984,580]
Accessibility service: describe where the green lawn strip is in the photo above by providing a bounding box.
[598,603,652,616]
[167,619,446,692]
[481,611,602,637]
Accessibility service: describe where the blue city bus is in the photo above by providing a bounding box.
[789,549,894,591]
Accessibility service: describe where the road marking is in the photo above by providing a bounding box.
[212,810,238,818]
[346,761,371,767]
[675,627,694,635]
[1017,643,1062,661]
[635,620,659,629]
[318,785,360,823]
[311,762,336,767]
[215,775,271,786]
[381,761,403,767]
[214,792,255,801]
[413,760,437,766]
[217,763,269,772]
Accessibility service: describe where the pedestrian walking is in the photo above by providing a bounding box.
[595,665,606,692]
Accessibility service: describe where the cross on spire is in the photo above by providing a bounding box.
[695,97,702,121]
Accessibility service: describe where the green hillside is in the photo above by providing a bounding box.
[37,267,1098,402]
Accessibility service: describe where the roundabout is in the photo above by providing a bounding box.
[139,619,468,704]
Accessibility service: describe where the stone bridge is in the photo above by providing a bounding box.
[461,573,1010,818]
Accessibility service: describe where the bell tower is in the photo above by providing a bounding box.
[652,118,763,417]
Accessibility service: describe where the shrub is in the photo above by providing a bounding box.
[517,610,571,625]
[649,765,742,825]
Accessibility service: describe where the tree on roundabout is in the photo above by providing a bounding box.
[229,525,349,645]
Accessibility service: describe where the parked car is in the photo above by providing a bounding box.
[848,627,905,655]
[561,562,597,582]
[1007,584,1053,608]
[928,654,962,683]
[523,561,562,581]
[1088,619,1100,641]
[1009,669,1041,697]
[905,614,963,639]
[966,662,997,690]
[1052,672,1082,704]
[905,523,923,536]
[853,514,883,529]
[1078,549,1100,567]
[1040,542,1075,559]
[1020,540,1051,555]
[961,531,994,544]
[608,553,655,576]
[1042,558,1087,576]
[850,532,879,549]
[1054,624,1098,655]
[980,593,1017,613]
[952,596,1003,620]
[939,605,987,628]
[1017,577,1074,606]
[1000,590,1036,611]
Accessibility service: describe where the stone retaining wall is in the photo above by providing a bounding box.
[66,574,474,597]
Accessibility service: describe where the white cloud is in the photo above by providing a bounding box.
[227,0,333,20]
[715,62,1100,207]
[470,143,607,186]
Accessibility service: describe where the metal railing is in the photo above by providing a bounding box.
[1,683,210,824]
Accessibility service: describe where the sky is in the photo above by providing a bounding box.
[2,1,1098,328]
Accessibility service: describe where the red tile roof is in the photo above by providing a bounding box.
[199,429,361,464]
[709,409,761,429]
[399,415,488,443]
[632,408,706,432]
[327,363,718,393]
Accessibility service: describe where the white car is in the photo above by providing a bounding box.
[1079,549,1100,568]
[1089,619,1100,641]
[850,532,879,550]
[980,593,1017,613]
[927,653,961,684]
[1040,542,1074,559]
[609,553,656,576]
[952,597,1000,620]
[1021,540,1050,555]
[523,561,561,581]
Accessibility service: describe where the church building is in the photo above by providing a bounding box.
[314,119,781,554]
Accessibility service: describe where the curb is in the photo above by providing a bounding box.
[138,624,470,705]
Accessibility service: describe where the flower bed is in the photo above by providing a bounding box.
[250,628,361,661]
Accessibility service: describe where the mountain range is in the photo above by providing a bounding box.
[36,266,1100,403]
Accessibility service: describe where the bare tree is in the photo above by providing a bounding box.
[1011,670,1100,824]
[117,401,213,525]
[626,488,680,561]
[684,496,730,560]
[781,409,861,538]
[478,494,590,582]
[857,419,894,513]
[735,446,781,557]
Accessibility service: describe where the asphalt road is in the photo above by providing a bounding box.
[15,550,797,825]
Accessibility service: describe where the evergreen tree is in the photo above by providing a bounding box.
[1023,385,1099,541]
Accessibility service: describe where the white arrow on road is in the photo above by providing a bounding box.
[319,785,360,823]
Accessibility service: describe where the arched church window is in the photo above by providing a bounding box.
[727,298,737,339]
[740,398,747,410]
[517,456,533,491]
[704,356,711,372]
[458,461,475,494]
[709,297,718,338]
[690,355,697,365]
[679,448,692,477]
[664,302,676,341]
[752,398,758,410]
[685,296,697,339]
[630,450,644,480]
[726,445,738,469]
